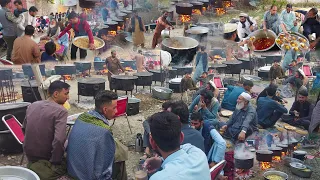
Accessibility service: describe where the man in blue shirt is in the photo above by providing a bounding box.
[221,80,253,111]
[257,86,288,128]
[190,112,226,170]
[13,0,27,17]
[144,111,210,180]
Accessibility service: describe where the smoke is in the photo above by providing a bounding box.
[234,143,254,159]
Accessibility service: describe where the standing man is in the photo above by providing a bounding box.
[105,50,125,89]
[23,81,70,180]
[13,0,27,17]
[22,6,38,27]
[130,10,146,49]
[57,12,95,60]
[279,4,298,34]
[263,5,280,34]
[11,25,41,64]
[133,49,145,72]
[0,0,22,61]
[152,11,174,49]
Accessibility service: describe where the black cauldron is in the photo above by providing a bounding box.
[0,68,13,80]
[185,27,209,44]
[191,2,203,12]
[77,78,106,102]
[238,58,254,72]
[79,0,95,8]
[168,69,177,79]
[176,3,193,15]
[148,70,166,84]
[54,64,76,76]
[133,72,153,93]
[74,61,92,74]
[169,78,182,93]
[162,37,199,65]
[105,21,118,32]
[127,98,141,116]
[22,64,46,79]
[21,80,42,103]
[94,61,106,71]
[256,150,273,162]
[223,60,242,80]
[111,75,138,96]
[172,66,193,77]
[235,157,254,169]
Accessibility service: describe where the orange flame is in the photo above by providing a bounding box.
[202,7,206,12]
[117,26,121,31]
[100,69,109,74]
[108,31,117,36]
[272,156,281,162]
[260,162,271,170]
[125,67,133,71]
[294,146,297,150]
[216,8,226,16]
[63,75,71,80]
[179,15,191,23]
[223,1,232,8]
[192,9,202,15]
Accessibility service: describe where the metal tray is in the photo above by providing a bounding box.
[275,32,310,53]
[72,36,105,50]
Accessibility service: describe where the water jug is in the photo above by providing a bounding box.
[135,133,143,152]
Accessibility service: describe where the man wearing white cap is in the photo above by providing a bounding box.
[237,13,257,41]
[220,92,258,142]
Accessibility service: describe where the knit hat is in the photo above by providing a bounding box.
[240,92,251,101]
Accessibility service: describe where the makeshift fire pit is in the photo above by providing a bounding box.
[172,66,193,77]
[223,60,243,80]
[191,2,203,15]
[54,64,76,82]
[22,64,46,79]
[74,61,92,76]
[176,3,193,15]
[111,75,138,96]
[148,69,166,85]
[133,72,153,93]
[77,78,106,103]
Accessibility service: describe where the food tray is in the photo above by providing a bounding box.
[275,31,310,53]
[72,36,105,50]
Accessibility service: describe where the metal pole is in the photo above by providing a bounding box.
[31,64,46,100]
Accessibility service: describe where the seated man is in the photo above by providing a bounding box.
[23,81,70,180]
[221,80,253,111]
[192,80,219,101]
[189,89,219,124]
[282,88,314,130]
[181,72,198,92]
[296,8,320,40]
[67,90,128,180]
[171,101,205,152]
[269,59,285,80]
[41,41,57,62]
[257,86,288,129]
[144,111,211,180]
[257,83,287,104]
[142,101,173,158]
[196,72,209,87]
[190,112,226,169]
[220,92,258,142]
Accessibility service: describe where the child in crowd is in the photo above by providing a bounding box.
[57,22,70,58]
[196,72,209,88]
[41,41,57,62]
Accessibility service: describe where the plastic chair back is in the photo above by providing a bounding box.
[213,77,223,89]
[210,160,226,180]
[2,115,24,144]
[115,97,128,117]
[302,65,312,76]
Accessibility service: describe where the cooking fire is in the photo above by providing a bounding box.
[216,8,226,16]
[235,169,255,180]
[179,15,191,23]
[192,9,202,15]
[108,31,117,36]
[259,162,272,170]
[223,1,232,8]
[272,156,281,162]
[63,75,72,81]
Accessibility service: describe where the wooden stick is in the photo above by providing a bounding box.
[31,64,46,100]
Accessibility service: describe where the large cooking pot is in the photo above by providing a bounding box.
[277,143,288,153]
[258,66,271,80]
[172,66,193,76]
[0,68,13,80]
[263,171,288,180]
[191,1,203,11]
[126,98,141,116]
[169,78,182,93]
[22,64,46,78]
[248,29,277,52]
[148,70,166,84]
[111,75,138,92]
[0,102,30,131]
[152,87,173,100]
[234,156,254,169]
[162,37,199,65]
[133,72,153,93]
[269,147,283,157]
[74,61,92,73]
[185,27,209,43]
[79,0,95,8]
[176,3,193,15]
[256,150,273,162]
[21,80,42,103]
[78,78,106,98]
[54,64,76,76]
[293,150,307,161]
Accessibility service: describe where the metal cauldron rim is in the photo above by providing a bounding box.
[0,102,31,111]
[248,29,277,52]
[162,36,199,50]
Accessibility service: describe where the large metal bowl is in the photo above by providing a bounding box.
[72,36,105,50]
[248,29,277,52]
[0,166,40,180]
[263,170,288,180]
[162,36,199,65]
[275,31,310,53]
[152,86,173,100]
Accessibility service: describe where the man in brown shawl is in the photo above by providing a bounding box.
[152,11,174,49]
[105,50,125,89]
[130,10,146,49]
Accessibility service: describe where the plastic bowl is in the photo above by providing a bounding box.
[0,166,40,180]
